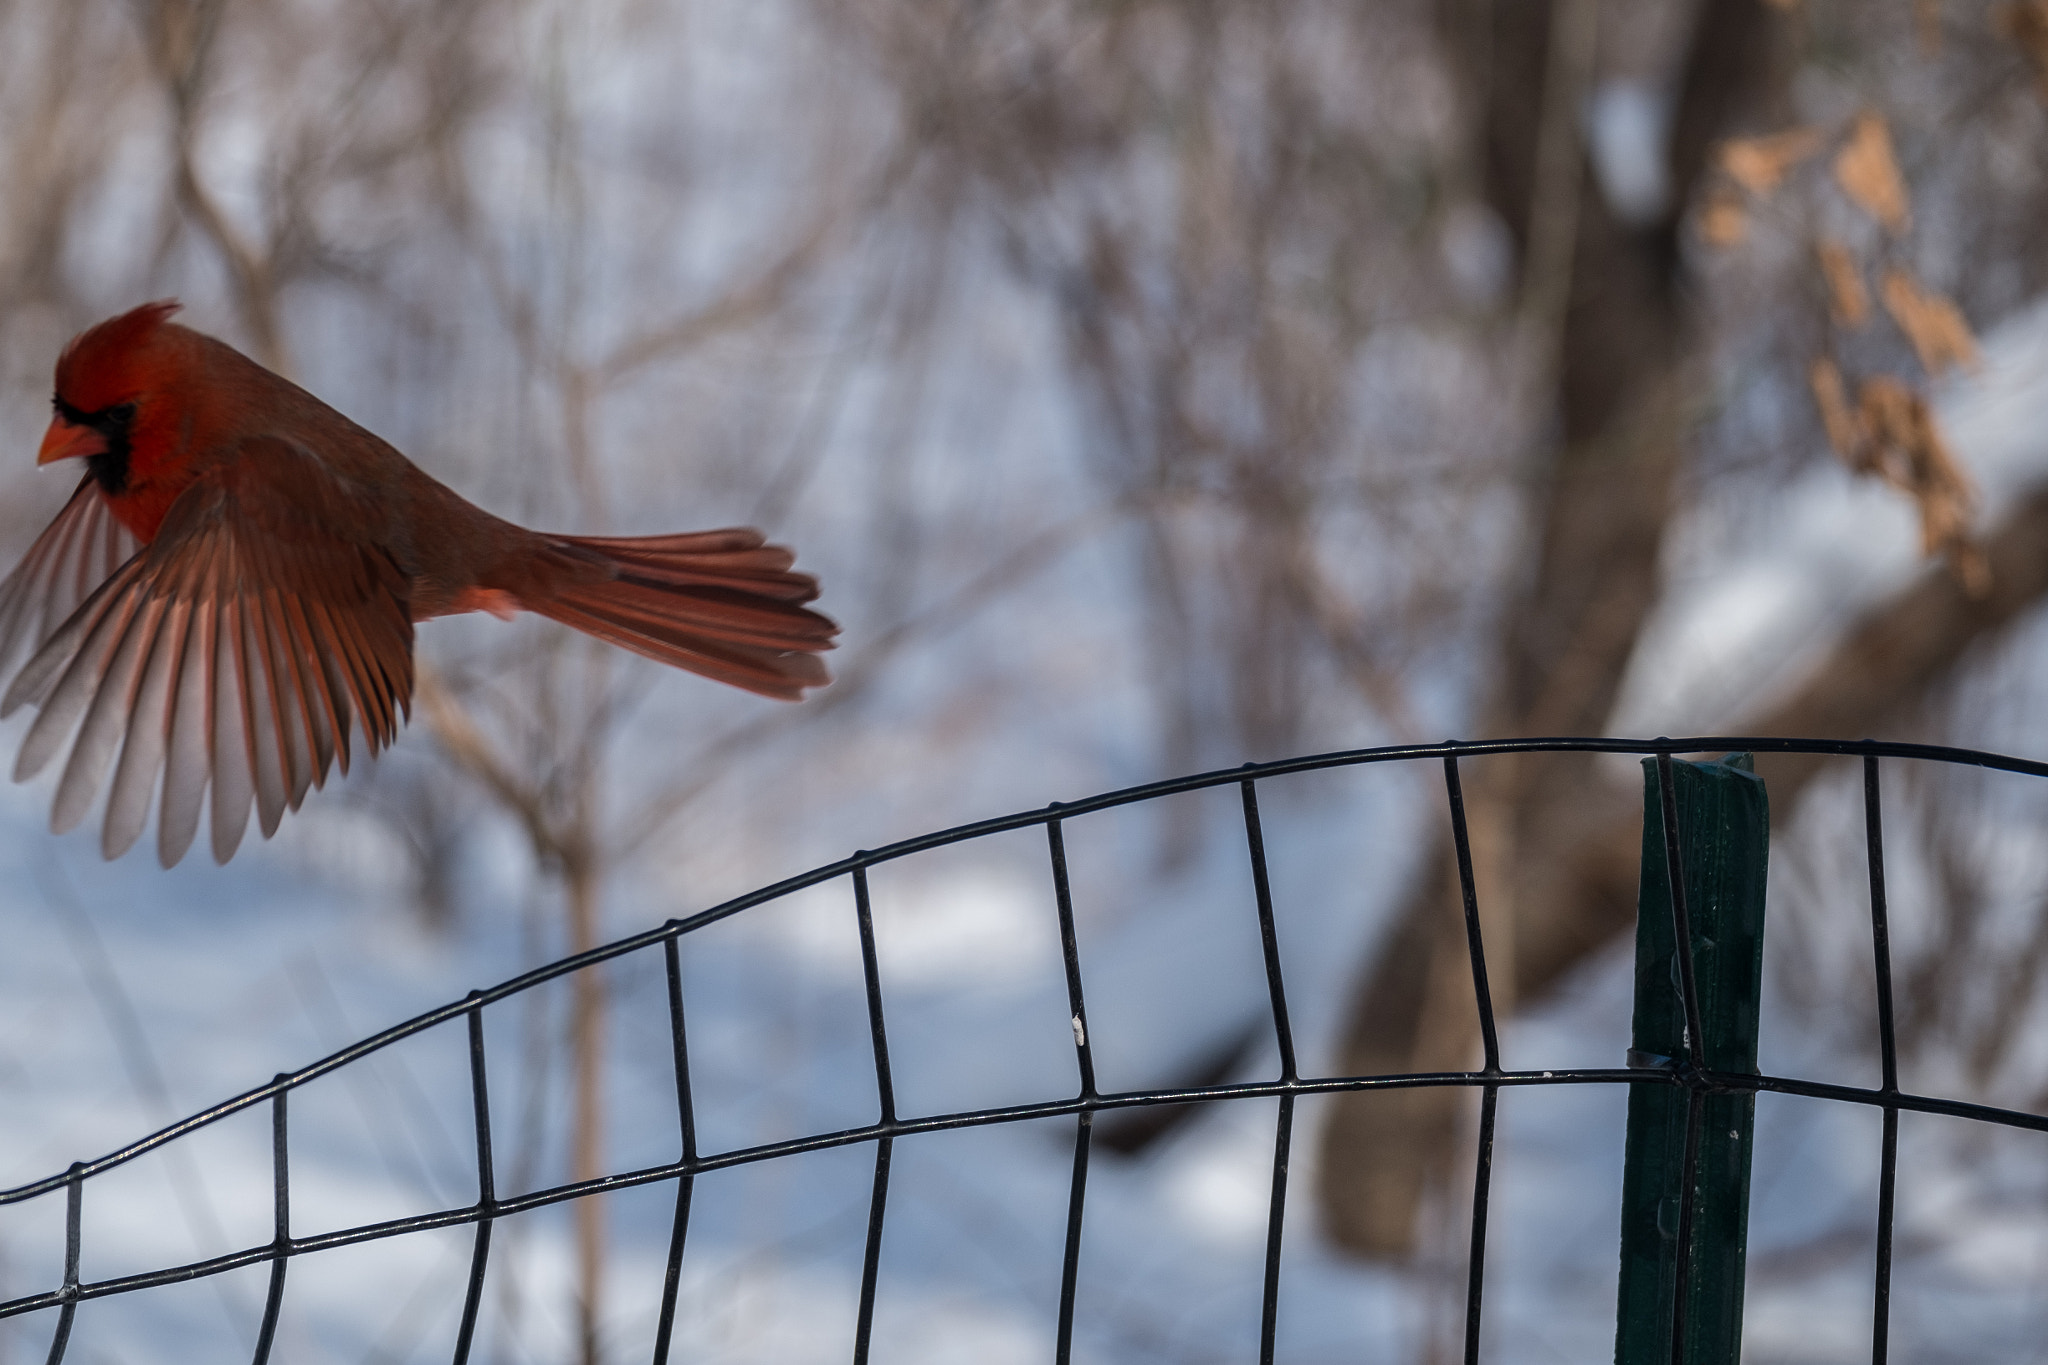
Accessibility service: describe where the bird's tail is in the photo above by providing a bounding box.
[525,529,835,700]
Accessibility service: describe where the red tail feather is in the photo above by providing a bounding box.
[526,530,835,700]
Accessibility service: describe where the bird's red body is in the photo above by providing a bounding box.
[0,302,835,866]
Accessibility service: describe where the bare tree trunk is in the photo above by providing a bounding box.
[564,836,607,1365]
[1318,0,1790,1259]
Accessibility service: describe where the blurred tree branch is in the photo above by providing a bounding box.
[134,0,294,371]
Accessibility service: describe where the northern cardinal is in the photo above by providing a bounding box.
[0,301,835,867]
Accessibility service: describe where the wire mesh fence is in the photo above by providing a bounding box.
[5,736,2048,1364]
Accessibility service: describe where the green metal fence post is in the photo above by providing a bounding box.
[1615,752,1769,1365]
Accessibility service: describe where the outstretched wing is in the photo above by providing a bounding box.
[0,476,142,673]
[1,439,414,866]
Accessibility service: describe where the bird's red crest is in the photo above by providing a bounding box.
[53,300,182,411]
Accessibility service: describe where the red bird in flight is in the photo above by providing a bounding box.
[0,302,835,867]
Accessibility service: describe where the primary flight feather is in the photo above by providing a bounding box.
[0,302,836,867]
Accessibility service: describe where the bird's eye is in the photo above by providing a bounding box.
[107,401,137,425]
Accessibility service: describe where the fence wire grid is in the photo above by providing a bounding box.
[6,735,2048,1364]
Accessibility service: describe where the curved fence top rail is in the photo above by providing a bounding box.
[5,733,2042,1205]
[10,732,2048,1365]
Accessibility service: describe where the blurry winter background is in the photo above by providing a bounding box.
[6,0,2048,1361]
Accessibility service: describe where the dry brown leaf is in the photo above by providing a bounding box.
[1852,374,1983,588]
[1952,542,1993,597]
[1700,189,1748,248]
[1816,239,1870,326]
[1720,127,1825,196]
[1810,357,1865,463]
[1857,375,1916,469]
[1834,112,1911,232]
[1995,1,2048,100]
[1881,268,1980,375]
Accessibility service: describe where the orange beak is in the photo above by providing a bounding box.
[38,416,106,466]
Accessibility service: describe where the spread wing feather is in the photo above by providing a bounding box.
[159,588,213,865]
[1,440,412,866]
[0,476,142,673]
